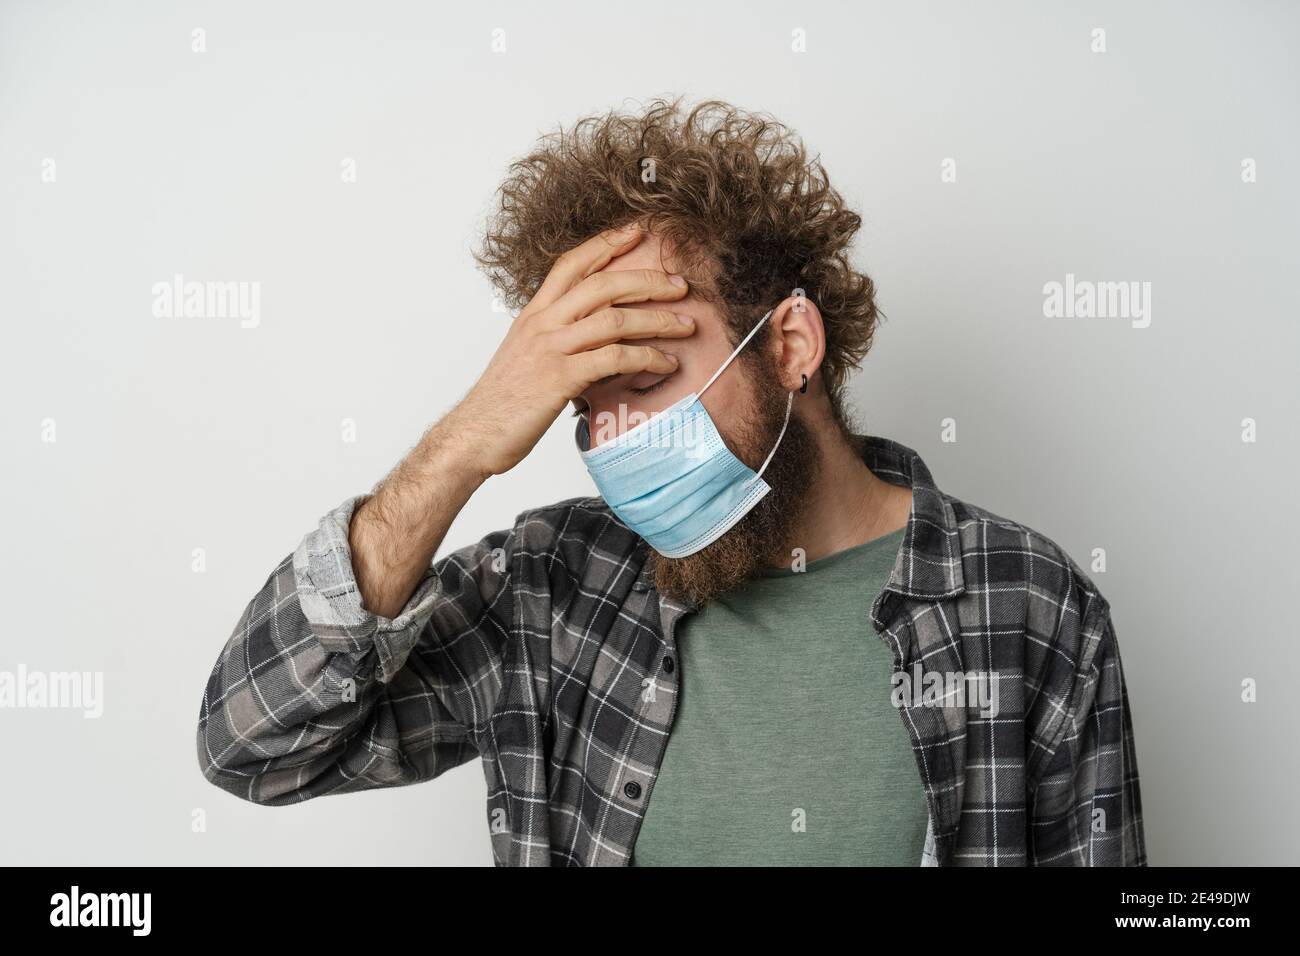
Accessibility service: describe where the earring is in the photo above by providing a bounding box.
[799,373,808,394]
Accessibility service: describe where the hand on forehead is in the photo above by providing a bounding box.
[580,234,731,399]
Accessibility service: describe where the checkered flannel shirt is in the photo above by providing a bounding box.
[197,434,1146,866]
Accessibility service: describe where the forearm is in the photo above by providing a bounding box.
[350,410,489,619]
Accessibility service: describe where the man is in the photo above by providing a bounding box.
[197,98,1146,866]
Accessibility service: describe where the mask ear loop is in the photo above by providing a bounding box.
[689,307,795,488]
[746,390,794,486]
[696,309,774,400]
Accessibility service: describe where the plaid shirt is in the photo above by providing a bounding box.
[197,434,1146,866]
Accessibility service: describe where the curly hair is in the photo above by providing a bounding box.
[473,97,880,432]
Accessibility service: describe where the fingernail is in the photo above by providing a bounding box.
[675,313,693,324]
[669,275,687,287]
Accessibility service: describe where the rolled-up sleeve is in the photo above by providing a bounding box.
[197,494,515,805]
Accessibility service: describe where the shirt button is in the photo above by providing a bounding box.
[662,655,675,674]
[623,781,642,800]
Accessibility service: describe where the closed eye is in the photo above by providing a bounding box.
[628,377,671,397]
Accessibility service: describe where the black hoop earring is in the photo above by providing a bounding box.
[799,373,808,394]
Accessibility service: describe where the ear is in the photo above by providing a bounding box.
[767,294,826,392]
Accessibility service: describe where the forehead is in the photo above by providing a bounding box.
[596,233,720,327]
[597,231,716,293]
[599,231,679,273]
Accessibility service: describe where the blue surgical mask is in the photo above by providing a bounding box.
[575,308,794,558]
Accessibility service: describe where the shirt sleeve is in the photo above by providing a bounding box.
[196,494,515,805]
[1029,612,1147,865]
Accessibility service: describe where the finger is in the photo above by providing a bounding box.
[569,343,679,388]
[554,308,694,354]
[545,268,688,327]
[527,222,644,315]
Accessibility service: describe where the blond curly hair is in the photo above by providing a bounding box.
[474,97,880,431]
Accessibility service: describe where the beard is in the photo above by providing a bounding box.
[648,356,822,608]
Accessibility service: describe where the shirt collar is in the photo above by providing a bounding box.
[856,435,965,599]
[631,434,966,609]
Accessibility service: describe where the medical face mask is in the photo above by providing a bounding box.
[575,308,794,558]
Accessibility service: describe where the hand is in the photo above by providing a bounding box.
[447,222,694,478]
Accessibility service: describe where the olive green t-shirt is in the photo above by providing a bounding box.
[630,526,930,866]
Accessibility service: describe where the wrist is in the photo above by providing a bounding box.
[424,416,493,494]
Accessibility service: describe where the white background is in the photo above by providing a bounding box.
[2,0,1297,865]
